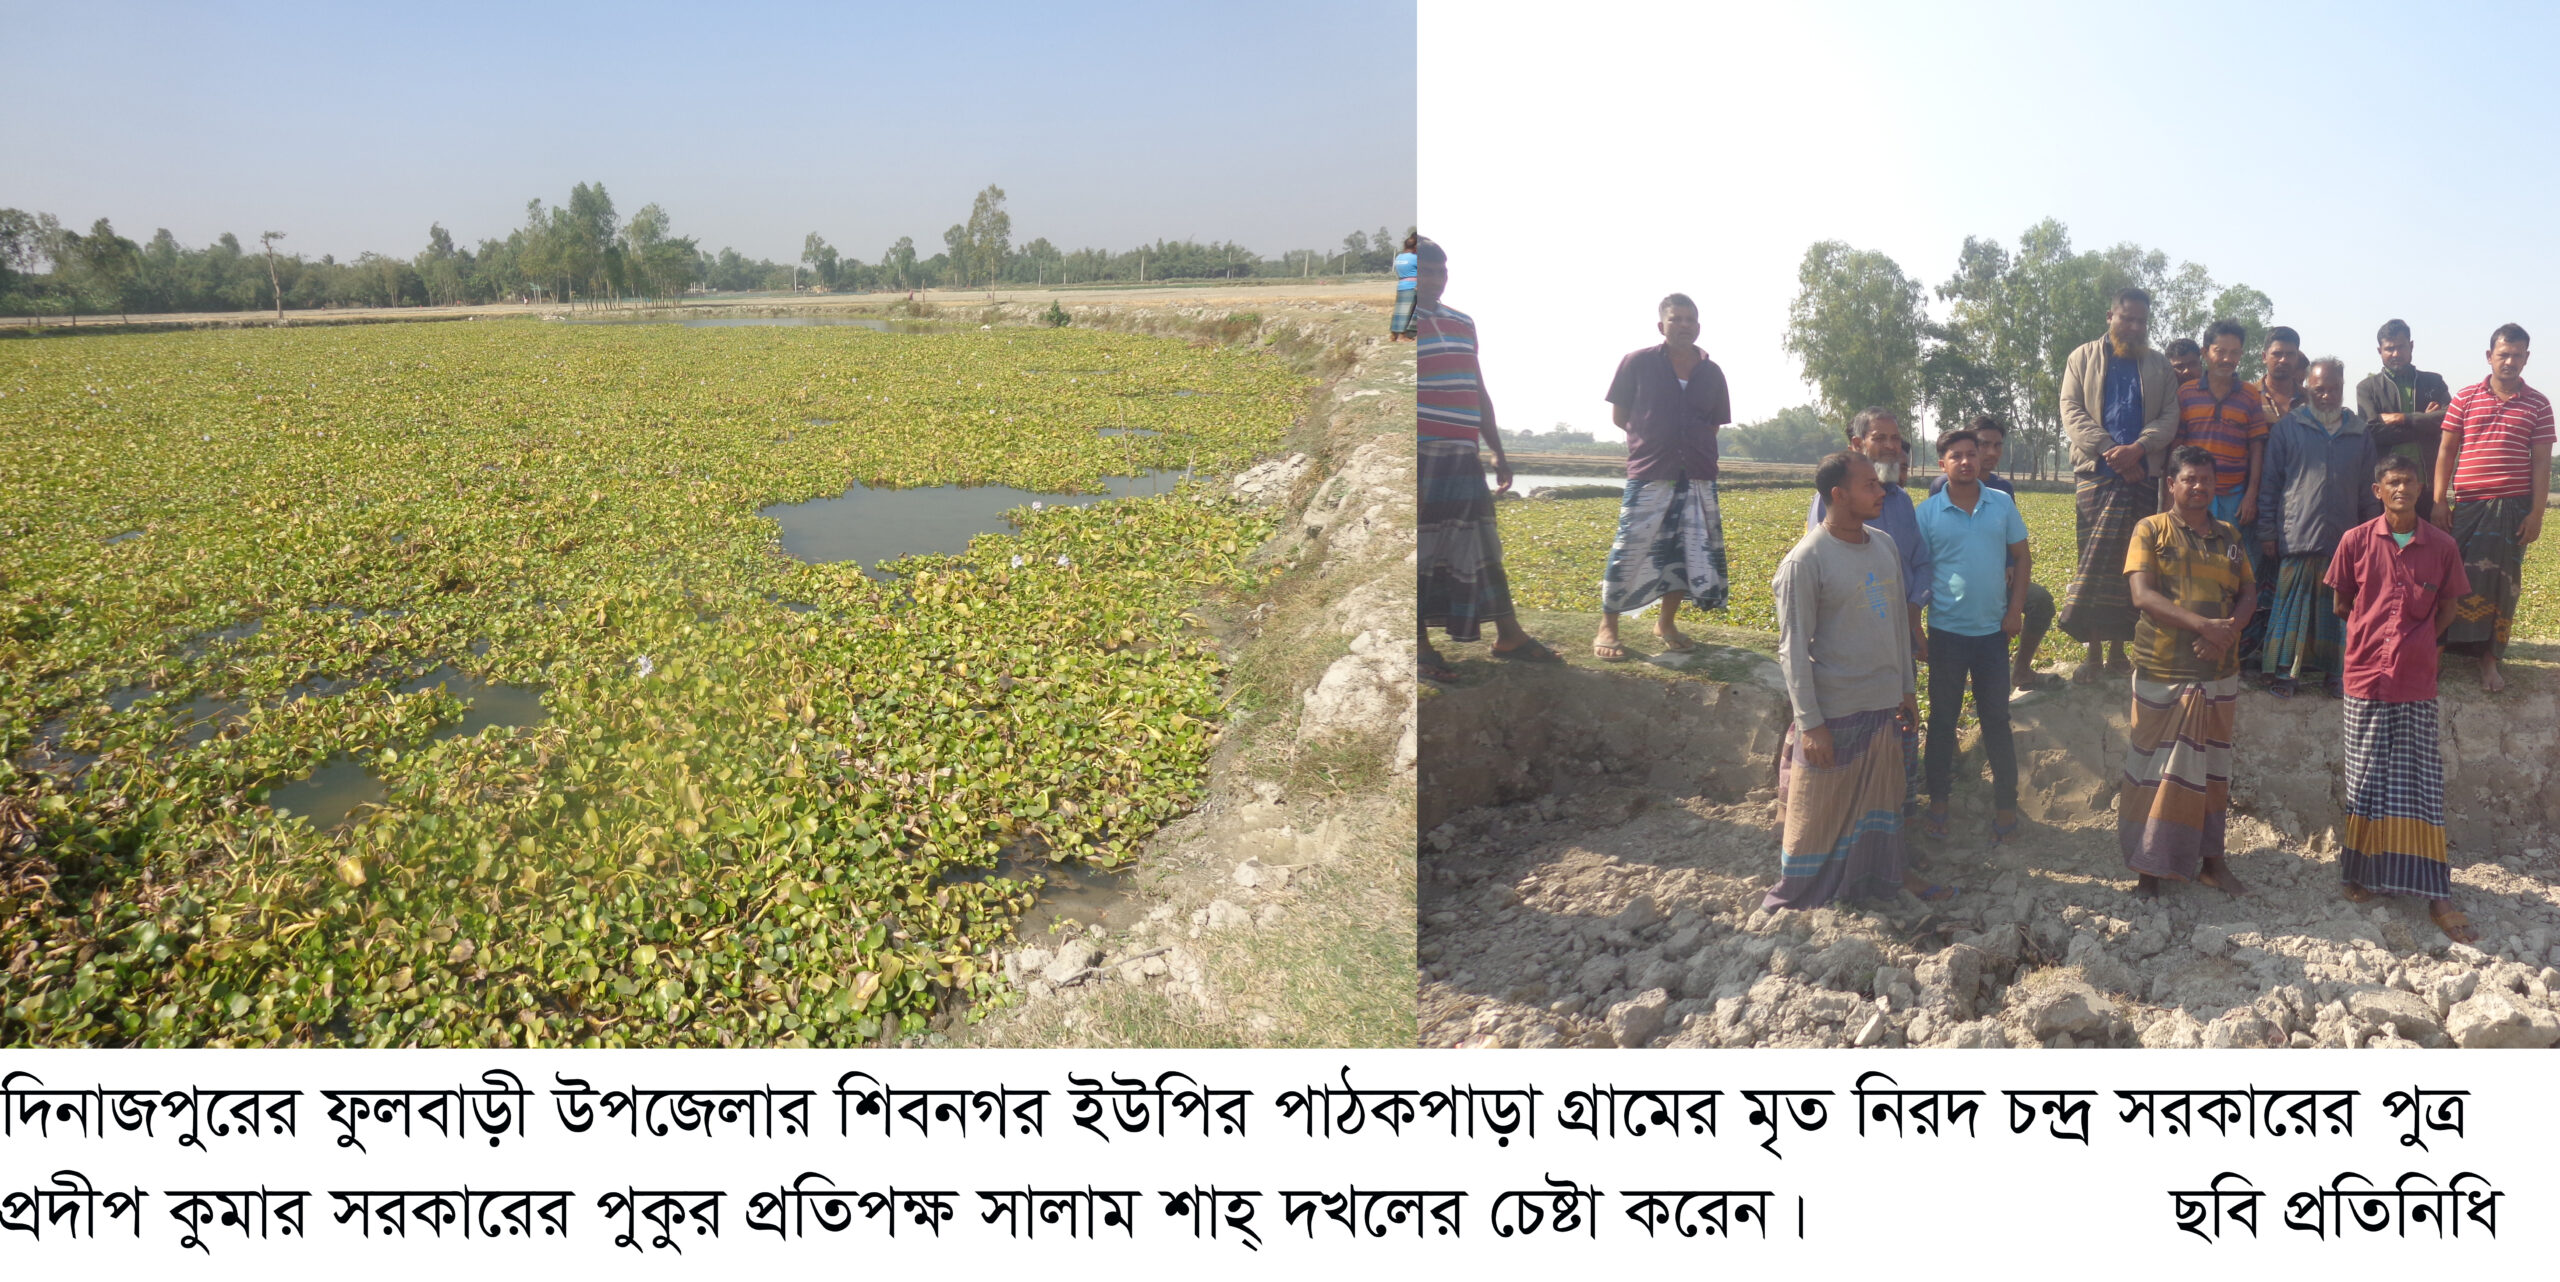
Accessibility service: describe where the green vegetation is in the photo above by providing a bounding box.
[1783,219,2275,479]
[0,321,1307,1047]
[1499,490,2560,644]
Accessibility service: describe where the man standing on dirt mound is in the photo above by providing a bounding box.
[1593,293,1732,661]
[2325,453,2478,944]
[2432,323,2551,695]
[1414,237,1564,680]
[2121,446,2253,899]
[2058,289,2179,683]
[1807,408,1933,819]
[1766,451,1954,910]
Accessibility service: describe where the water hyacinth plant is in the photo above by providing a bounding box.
[0,320,1302,1046]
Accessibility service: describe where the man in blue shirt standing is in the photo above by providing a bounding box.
[1914,429,2034,845]
[1808,407,1931,817]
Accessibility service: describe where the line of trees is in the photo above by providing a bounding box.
[0,182,1416,320]
[1775,218,2277,478]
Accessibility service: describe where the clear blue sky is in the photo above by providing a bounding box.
[3,0,1415,264]
[1424,0,2560,439]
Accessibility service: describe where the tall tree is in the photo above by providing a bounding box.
[801,232,839,290]
[941,223,969,289]
[963,186,1010,290]
[1782,240,1926,427]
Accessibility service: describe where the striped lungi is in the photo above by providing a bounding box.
[2446,495,2529,658]
[1600,474,1729,615]
[2260,552,2343,680]
[2339,696,2451,899]
[2058,470,2155,644]
[2119,674,2238,880]
[1390,288,1416,336]
[1418,436,1516,643]
[1766,708,1908,910]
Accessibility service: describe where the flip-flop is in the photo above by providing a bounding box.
[1592,640,1632,662]
[1921,806,1951,840]
[1990,812,2022,845]
[1491,638,1565,664]
[2012,672,2064,692]
[1653,629,1696,653]
[1912,883,1959,904]
[1420,654,1460,684]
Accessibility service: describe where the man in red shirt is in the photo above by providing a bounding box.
[2325,454,2475,943]
[2431,323,2554,693]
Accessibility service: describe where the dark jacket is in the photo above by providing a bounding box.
[2355,365,2453,460]
[2258,405,2383,555]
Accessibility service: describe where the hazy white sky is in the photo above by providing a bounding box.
[1422,0,2560,441]
[2,1,1415,265]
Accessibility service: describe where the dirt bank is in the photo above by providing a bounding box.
[1420,656,2560,1050]
[956,293,1415,1048]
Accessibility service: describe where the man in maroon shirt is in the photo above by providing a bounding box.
[1593,294,1732,660]
[2324,454,2475,943]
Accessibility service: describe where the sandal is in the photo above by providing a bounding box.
[1921,804,1951,840]
[1990,810,2021,845]
[1592,639,1632,662]
[2013,671,2063,693]
[1420,649,1459,684]
[1912,882,1959,904]
[1491,637,1564,664]
[1653,628,1695,653]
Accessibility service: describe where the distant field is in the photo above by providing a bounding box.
[1496,489,2560,642]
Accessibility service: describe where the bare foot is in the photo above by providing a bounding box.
[2341,882,2377,904]
[2479,656,2506,694]
[2198,859,2247,897]
[2430,899,2480,945]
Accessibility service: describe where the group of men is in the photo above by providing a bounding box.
[1413,242,2547,945]
[1773,289,2549,945]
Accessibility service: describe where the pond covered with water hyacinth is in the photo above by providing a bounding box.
[0,319,1305,1047]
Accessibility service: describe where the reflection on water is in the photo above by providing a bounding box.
[263,664,547,830]
[760,470,1179,577]
[1506,473,1628,496]
[943,846,1138,936]
[268,756,388,830]
[400,664,549,740]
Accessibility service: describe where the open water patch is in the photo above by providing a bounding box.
[760,469,1180,577]
[104,530,143,546]
[400,665,549,741]
[1095,427,1161,438]
[267,757,388,831]
[942,846,1138,937]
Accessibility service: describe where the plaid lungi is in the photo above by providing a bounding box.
[1600,474,1729,615]
[1418,437,1517,643]
[1390,288,1416,337]
[2119,674,2238,880]
[2339,696,2451,900]
[2058,469,2155,644]
[2445,495,2529,658]
[1767,708,1908,909]
[2261,552,2344,680]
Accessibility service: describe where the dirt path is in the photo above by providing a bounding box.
[1420,650,2560,1050]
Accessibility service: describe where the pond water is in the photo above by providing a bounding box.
[105,530,143,545]
[264,665,547,830]
[1506,472,1626,495]
[942,846,1138,937]
[760,470,1180,577]
[1095,427,1161,438]
[401,664,550,741]
[267,756,388,831]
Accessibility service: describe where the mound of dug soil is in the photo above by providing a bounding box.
[1420,658,2560,1050]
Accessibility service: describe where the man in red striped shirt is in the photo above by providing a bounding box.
[2431,323,2553,693]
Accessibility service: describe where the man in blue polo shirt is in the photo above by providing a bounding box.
[1915,428,2033,845]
